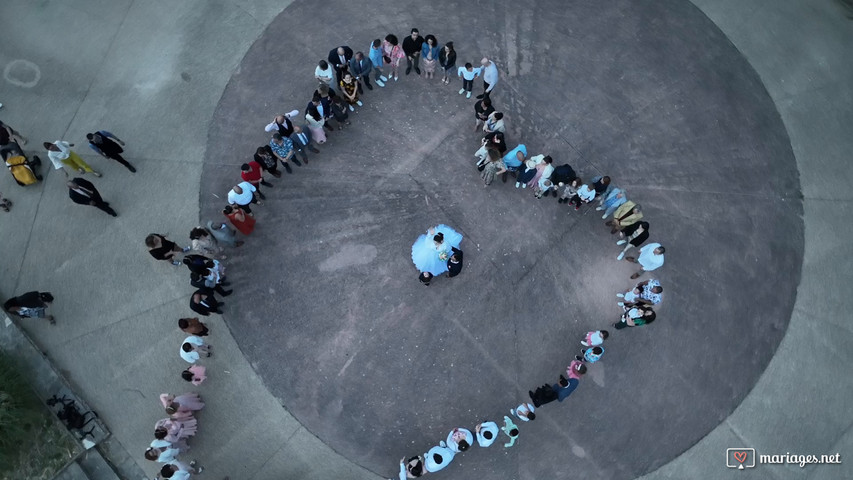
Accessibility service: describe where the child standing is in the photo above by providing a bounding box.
[581,329,609,346]
[457,62,482,98]
[567,359,587,380]
[575,345,604,363]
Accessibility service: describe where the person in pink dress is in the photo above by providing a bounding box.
[181,365,207,386]
[160,392,205,415]
[566,359,587,380]
[382,34,405,81]
[155,417,196,443]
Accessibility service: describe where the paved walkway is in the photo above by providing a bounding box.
[0,0,850,479]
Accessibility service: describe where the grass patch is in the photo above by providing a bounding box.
[0,353,81,479]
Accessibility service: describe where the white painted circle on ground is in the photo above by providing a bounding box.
[4,59,41,88]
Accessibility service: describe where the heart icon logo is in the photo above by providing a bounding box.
[733,451,748,463]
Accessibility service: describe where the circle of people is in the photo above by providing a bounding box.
[1,26,668,480]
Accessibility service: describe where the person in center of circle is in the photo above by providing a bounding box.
[411,224,464,276]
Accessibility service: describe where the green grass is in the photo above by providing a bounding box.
[0,353,81,479]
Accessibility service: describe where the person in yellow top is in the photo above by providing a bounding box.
[606,201,643,234]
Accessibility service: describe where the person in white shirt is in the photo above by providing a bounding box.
[227,181,259,213]
[475,421,499,447]
[43,140,100,177]
[477,57,499,99]
[511,402,536,421]
[314,60,334,89]
[457,63,482,98]
[626,243,665,279]
[443,427,474,452]
[179,335,210,364]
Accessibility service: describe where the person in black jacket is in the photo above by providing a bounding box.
[189,289,223,316]
[66,177,116,216]
[328,46,353,85]
[402,28,425,75]
[447,248,463,277]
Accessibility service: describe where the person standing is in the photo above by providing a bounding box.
[314,60,335,90]
[181,365,207,386]
[178,317,209,336]
[86,131,135,172]
[618,279,663,307]
[615,305,657,329]
[66,178,116,216]
[567,359,587,380]
[443,427,473,452]
[475,421,499,447]
[581,330,609,347]
[447,247,463,277]
[305,97,328,144]
[501,416,519,448]
[188,226,223,258]
[423,444,455,473]
[439,42,456,85]
[290,125,320,164]
[146,234,188,266]
[240,161,272,200]
[625,243,665,279]
[269,132,300,171]
[457,62,482,98]
[189,289,223,316]
[179,335,210,364]
[482,112,506,135]
[227,181,260,214]
[615,221,650,260]
[597,186,627,219]
[553,375,580,402]
[474,96,495,131]
[418,271,432,286]
[264,113,297,140]
[511,402,536,421]
[327,45,354,85]
[348,51,374,91]
[205,220,244,248]
[223,205,255,236]
[3,291,55,325]
[575,346,604,363]
[606,201,643,234]
[368,39,388,86]
[477,57,499,99]
[382,34,405,81]
[421,35,440,80]
[45,141,101,177]
[403,28,425,75]
[480,149,507,186]
[568,181,596,210]
[254,144,284,176]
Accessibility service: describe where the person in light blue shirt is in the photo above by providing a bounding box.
[368,39,388,85]
[503,144,527,171]
[475,421,499,447]
[457,63,482,98]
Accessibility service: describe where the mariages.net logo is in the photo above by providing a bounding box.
[726,448,842,470]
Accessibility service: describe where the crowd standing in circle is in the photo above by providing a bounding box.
[0,22,670,480]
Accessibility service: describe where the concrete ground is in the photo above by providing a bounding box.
[0,1,850,479]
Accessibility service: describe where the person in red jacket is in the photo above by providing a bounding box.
[240,161,273,200]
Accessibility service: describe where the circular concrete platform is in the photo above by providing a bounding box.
[202,0,803,478]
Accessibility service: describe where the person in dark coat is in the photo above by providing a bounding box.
[66,177,117,216]
[4,291,55,324]
[86,131,135,172]
[447,248,463,277]
[290,125,320,164]
[328,46,354,84]
[348,51,374,90]
[189,289,222,316]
